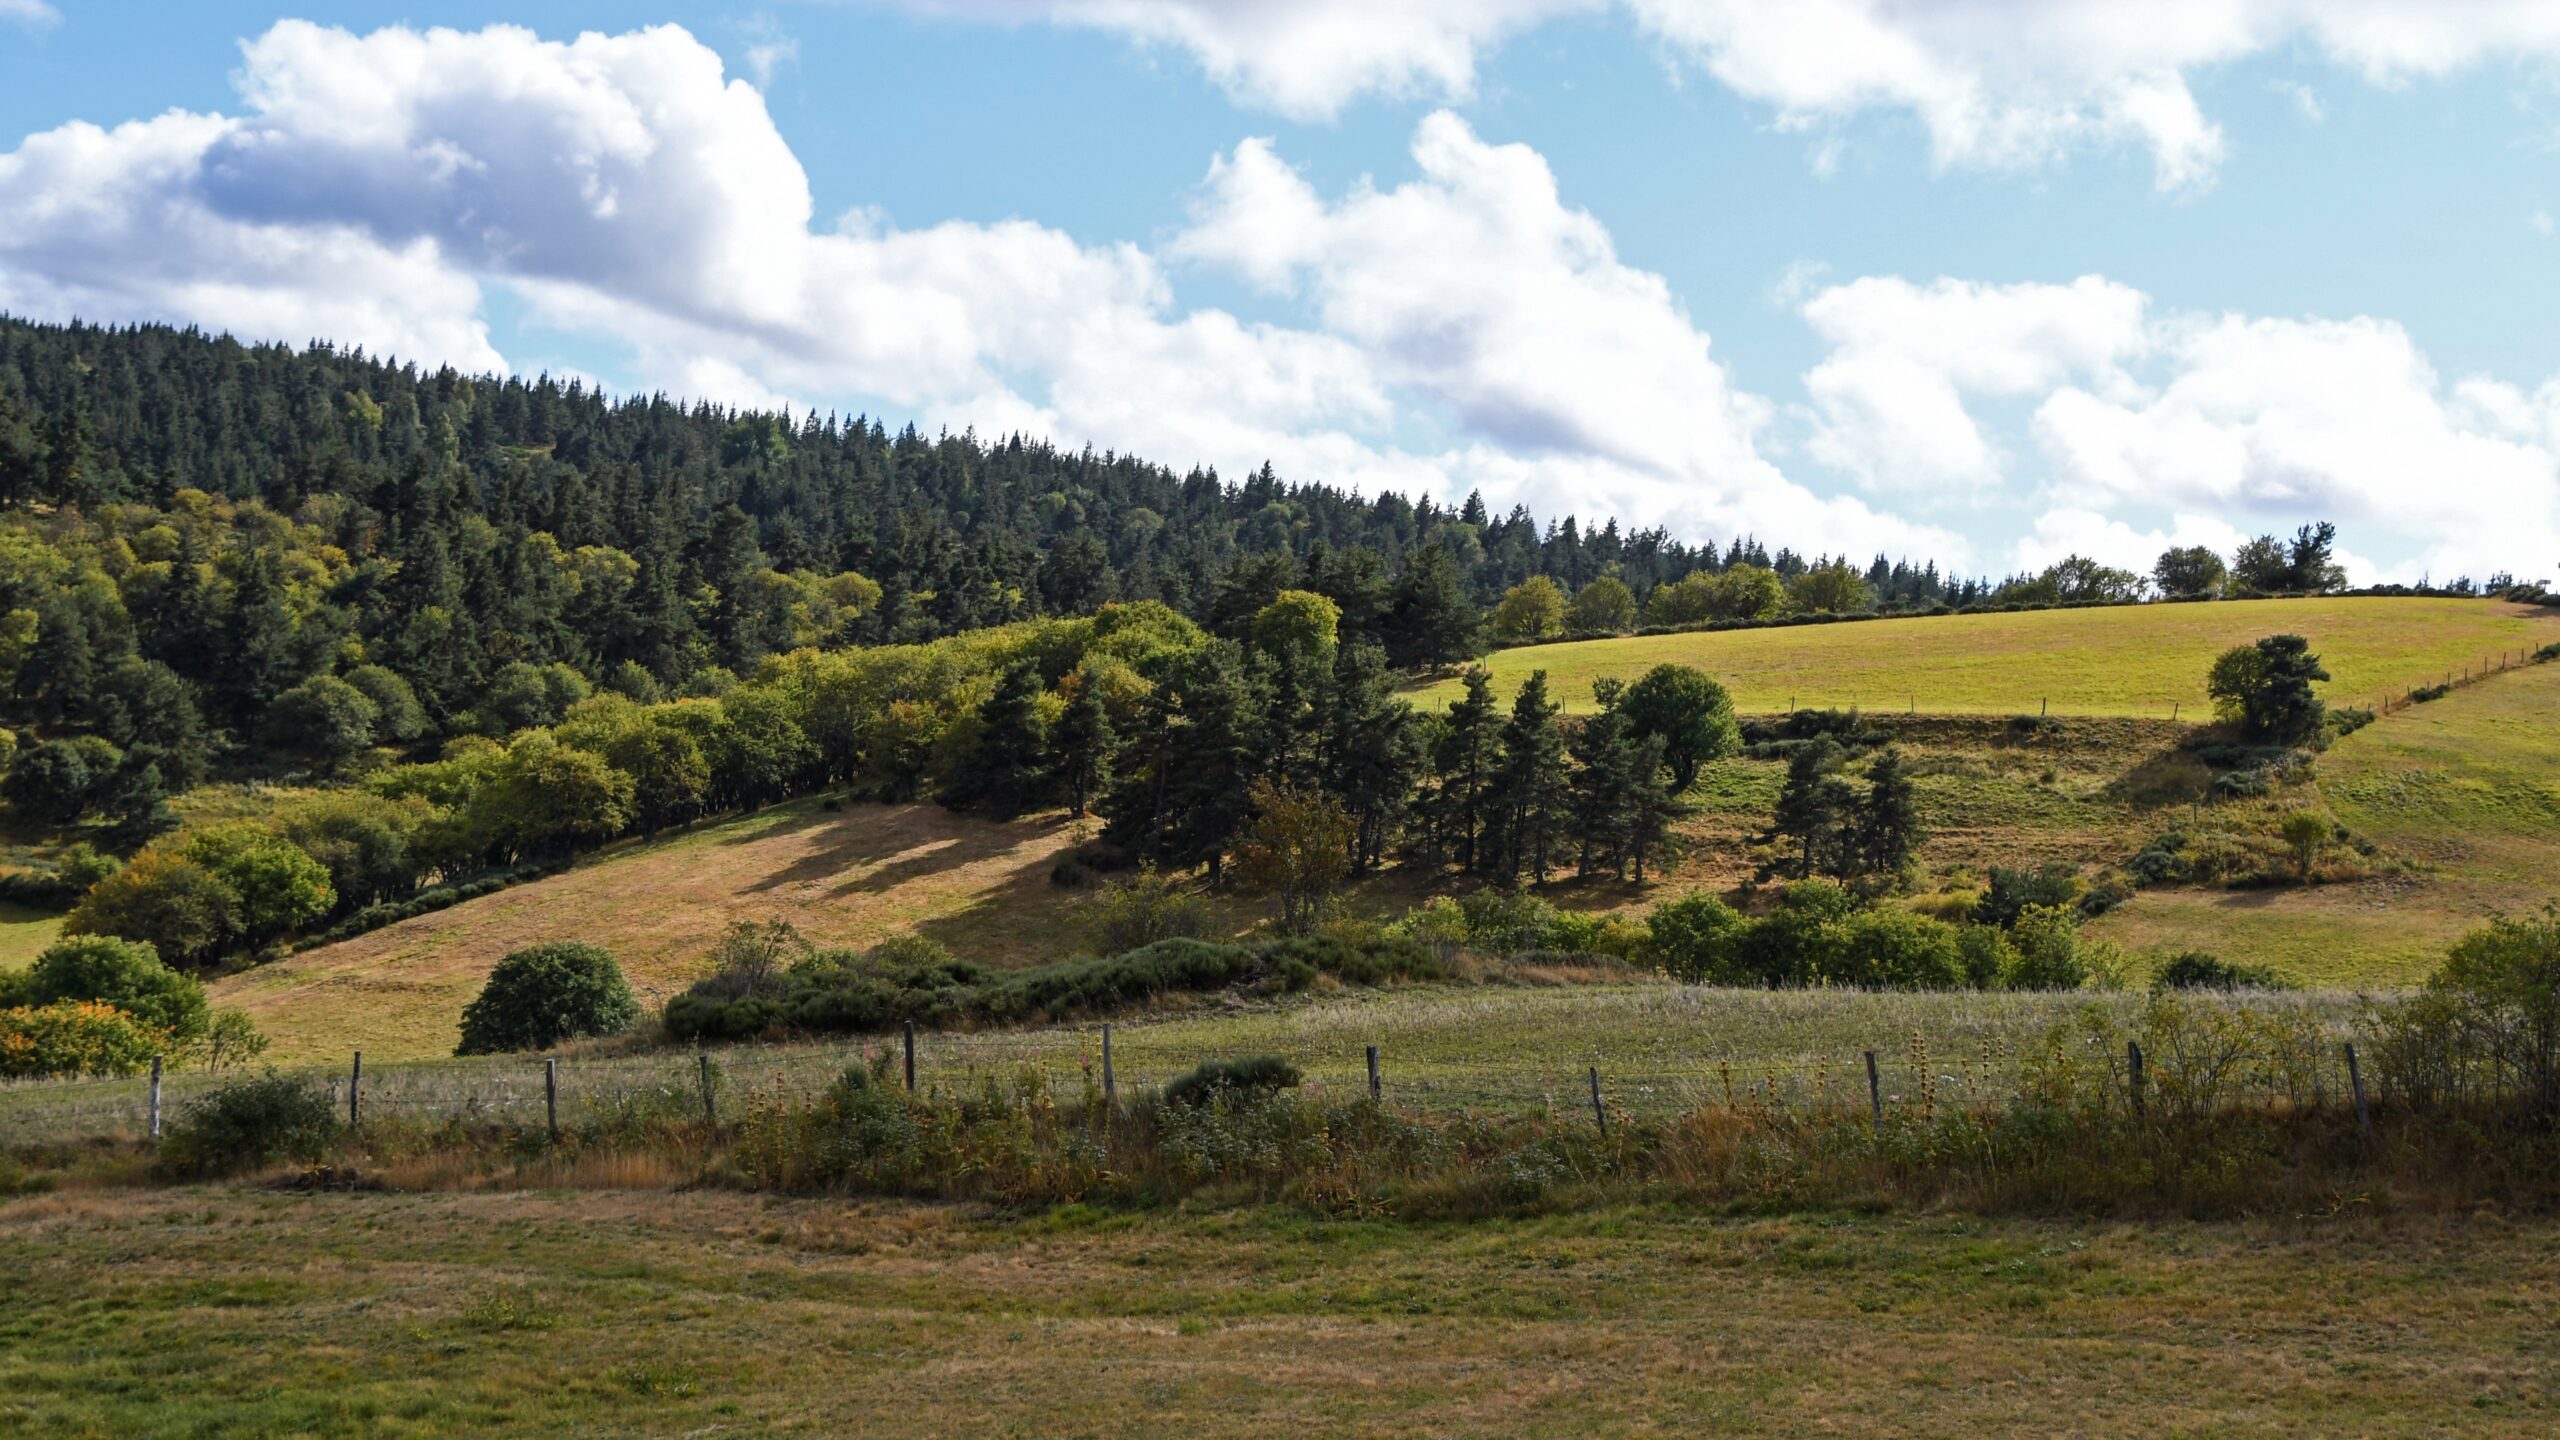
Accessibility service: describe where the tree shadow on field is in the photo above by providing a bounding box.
[826,819,1054,898]
[725,802,1060,897]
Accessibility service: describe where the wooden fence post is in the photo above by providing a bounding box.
[1366,1044,1381,1102]
[902,1021,916,1093]
[1587,1066,1606,1135]
[2127,1040,2145,1116]
[2040,697,2048,717]
[148,1055,162,1141]
[697,1051,717,1125]
[1101,1023,1115,1103]
[2345,1043,2372,1142]
[349,1050,362,1127]
[1864,1050,1883,1127]
[544,1058,559,1141]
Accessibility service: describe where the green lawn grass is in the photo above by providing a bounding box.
[1406,597,2558,715]
[1,1189,2551,1437]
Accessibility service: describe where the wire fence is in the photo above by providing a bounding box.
[0,988,2379,1144]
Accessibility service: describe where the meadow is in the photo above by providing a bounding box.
[1403,596,2557,714]
[2092,650,2560,981]
[0,983,2362,1145]
[0,1189,2551,1437]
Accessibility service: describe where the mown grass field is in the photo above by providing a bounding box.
[1404,596,2558,715]
[1,1188,2551,1437]
[2091,653,2560,984]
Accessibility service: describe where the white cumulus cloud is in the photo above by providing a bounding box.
[896,2,2560,189]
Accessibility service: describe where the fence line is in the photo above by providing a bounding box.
[0,1012,2385,1146]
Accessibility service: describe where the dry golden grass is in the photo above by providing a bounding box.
[215,800,1097,1062]
[2,1187,2554,1437]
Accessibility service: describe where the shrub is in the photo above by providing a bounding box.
[1824,910,1966,990]
[0,1001,162,1078]
[2154,951,2288,991]
[1729,881,1860,986]
[156,1074,337,1178]
[1973,862,2081,928]
[664,933,1435,1041]
[7,935,208,1040]
[456,942,641,1055]
[61,852,241,968]
[1074,865,1214,952]
[1645,891,1748,982]
[2002,904,2089,990]
[1163,1054,1303,1107]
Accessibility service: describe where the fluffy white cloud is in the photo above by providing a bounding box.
[0,0,59,28]
[902,2,2560,188]
[0,19,1957,562]
[1794,277,2560,581]
[899,0,1596,120]
[1176,113,1960,560]
[1800,275,2149,494]
[2031,314,2560,582]
[0,110,502,370]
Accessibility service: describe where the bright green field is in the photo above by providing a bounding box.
[2091,654,2560,985]
[1406,597,2557,715]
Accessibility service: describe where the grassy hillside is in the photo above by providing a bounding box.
[1405,596,2556,714]
[208,800,1117,1063]
[5,1191,2552,1437]
[2093,653,2560,983]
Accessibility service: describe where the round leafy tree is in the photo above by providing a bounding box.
[456,942,640,1056]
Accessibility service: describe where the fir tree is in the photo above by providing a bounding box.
[1049,675,1115,820]
[1319,643,1427,873]
[1425,667,1502,872]
[946,661,1051,818]
[1488,670,1571,883]
[1856,746,1925,880]
[1384,544,1480,671]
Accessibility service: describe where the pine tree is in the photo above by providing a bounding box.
[1384,544,1480,670]
[1319,643,1426,873]
[1488,671,1571,883]
[946,661,1051,818]
[1567,678,1635,877]
[1049,675,1115,819]
[1425,667,1502,871]
[1159,642,1268,879]
[1622,733,1679,882]
[1770,738,1858,879]
[1856,746,1925,880]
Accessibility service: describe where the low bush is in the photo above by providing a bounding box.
[1163,1055,1303,1107]
[3,935,209,1041]
[1072,866,1214,952]
[2153,951,2288,991]
[0,1001,162,1078]
[456,942,641,1056]
[664,932,1442,1042]
[156,1074,337,1178]
[1973,862,2082,928]
[2408,683,2452,704]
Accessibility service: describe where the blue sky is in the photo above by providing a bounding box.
[5,2,2560,584]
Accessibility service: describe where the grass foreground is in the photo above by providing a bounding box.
[0,1187,2553,1437]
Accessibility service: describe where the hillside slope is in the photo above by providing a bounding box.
[2091,654,2560,984]
[1406,597,2554,715]
[212,801,1096,1062]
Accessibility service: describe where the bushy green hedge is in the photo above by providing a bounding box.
[664,933,1445,1042]
[456,942,641,1055]
[1645,883,2103,991]
[156,1074,338,1178]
